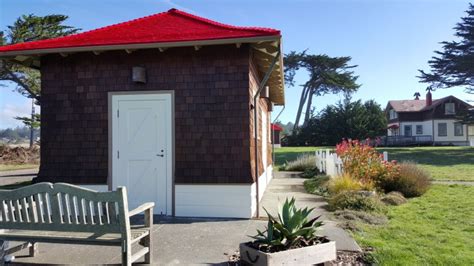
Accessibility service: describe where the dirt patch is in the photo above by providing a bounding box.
[0,145,40,164]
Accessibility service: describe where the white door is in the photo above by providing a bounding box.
[112,93,173,215]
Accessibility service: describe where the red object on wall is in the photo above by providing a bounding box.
[0,9,280,53]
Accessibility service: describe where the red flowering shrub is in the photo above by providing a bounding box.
[336,139,400,188]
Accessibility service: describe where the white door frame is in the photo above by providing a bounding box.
[261,108,267,179]
[108,91,175,215]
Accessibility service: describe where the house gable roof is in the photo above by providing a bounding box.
[387,95,472,113]
[0,9,279,53]
[0,9,285,105]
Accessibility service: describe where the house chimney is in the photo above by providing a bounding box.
[426,90,432,106]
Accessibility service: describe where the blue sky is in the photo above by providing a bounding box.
[1,0,473,128]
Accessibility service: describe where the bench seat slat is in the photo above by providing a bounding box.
[0,228,149,244]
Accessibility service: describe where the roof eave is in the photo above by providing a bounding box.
[0,35,280,58]
[0,34,286,105]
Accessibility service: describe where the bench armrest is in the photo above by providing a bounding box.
[128,202,155,217]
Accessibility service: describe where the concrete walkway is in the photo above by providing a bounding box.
[6,170,360,265]
[260,171,361,252]
[9,217,263,265]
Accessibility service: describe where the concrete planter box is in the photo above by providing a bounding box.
[239,240,336,265]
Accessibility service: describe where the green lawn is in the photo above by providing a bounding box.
[354,185,474,265]
[275,146,474,180]
[277,146,474,264]
[378,147,474,181]
[274,146,329,170]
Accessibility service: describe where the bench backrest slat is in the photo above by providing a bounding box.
[0,183,127,233]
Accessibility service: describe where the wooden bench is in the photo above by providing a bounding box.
[0,182,154,265]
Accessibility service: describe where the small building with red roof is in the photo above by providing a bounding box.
[0,9,285,218]
[271,123,283,148]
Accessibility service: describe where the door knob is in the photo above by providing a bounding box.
[156,154,164,157]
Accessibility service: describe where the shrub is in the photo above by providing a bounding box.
[381,162,431,197]
[300,167,322,179]
[328,191,387,214]
[328,174,374,195]
[282,153,316,171]
[381,191,407,206]
[304,175,330,196]
[336,139,399,187]
[251,198,325,253]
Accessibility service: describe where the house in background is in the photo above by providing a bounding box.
[385,91,473,146]
[0,9,285,218]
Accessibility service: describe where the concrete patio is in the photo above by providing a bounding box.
[5,171,360,265]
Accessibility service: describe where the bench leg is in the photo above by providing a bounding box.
[143,235,151,264]
[144,208,153,264]
[122,242,131,266]
[29,242,37,257]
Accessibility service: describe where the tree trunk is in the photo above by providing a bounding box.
[303,89,315,127]
[293,85,310,131]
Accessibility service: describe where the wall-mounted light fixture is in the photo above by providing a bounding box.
[260,86,269,98]
[132,66,146,83]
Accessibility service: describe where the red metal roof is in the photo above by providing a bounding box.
[0,9,280,53]
[271,124,283,131]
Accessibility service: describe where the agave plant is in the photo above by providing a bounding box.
[252,197,323,250]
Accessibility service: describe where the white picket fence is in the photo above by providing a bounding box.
[315,149,388,178]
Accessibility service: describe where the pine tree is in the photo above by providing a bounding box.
[418,3,474,93]
[284,51,360,130]
[0,14,80,101]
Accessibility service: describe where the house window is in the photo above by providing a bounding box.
[416,125,423,135]
[438,123,447,136]
[454,123,464,136]
[404,125,412,136]
[445,103,455,115]
[389,109,398,119]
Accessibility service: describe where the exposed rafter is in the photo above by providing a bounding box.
[251,40,285,105]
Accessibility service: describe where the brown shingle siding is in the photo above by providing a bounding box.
[38,45,253,184]
[248,56,272,182]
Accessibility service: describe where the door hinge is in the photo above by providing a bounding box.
[117,150,120,159]
[117,109,119,118]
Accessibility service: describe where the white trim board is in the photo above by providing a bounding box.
[175,165,273,218]
[251,166,273,216]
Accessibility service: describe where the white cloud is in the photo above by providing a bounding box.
[0,102,40,129]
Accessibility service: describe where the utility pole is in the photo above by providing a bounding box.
[30,98,35,148]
